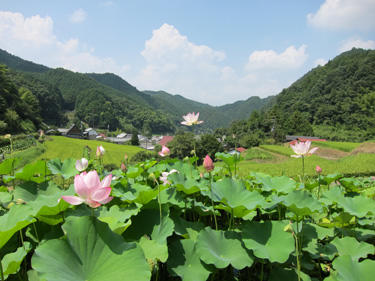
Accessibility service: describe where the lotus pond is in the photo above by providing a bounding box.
[1,152,375,281]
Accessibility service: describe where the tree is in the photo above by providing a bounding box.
[196,134,223,160]
[169,132,195,159]
[131,130,139,146]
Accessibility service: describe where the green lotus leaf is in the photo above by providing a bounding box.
[172,161,200,180]
[132,183,159,205]
[0,191,12,204]
[151,215,175,244]
[32,216,150,281]
[251,172,297,194]
[340,178,363,192]
[0,158,20,175]
[212,178,266,210]
[281,190,323,217]
[124,208,174,243]
[171,214,204,239]
[169,173,201,194]
[326,255,375,281]
[98,204,141,234]
[139,236,168,263]
[47,158,77,179]
[126,166,144,178]
[320,174,342,186]
[215,204,257,220]
[168,239,213,281]
[27,270,46,281]
[14,181,71,225]
[305,239,337,260]
[241,221,294,263]
[159,187,186,208]
[322,186,375,217]
[302,223,334,244]
[2,241,31,279]
[196,227,253,270]
[14,160,48,183]
[331,237,374,261]
[0,204,36,249]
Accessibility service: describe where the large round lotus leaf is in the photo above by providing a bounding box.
[47,158,77,179]
[159,187,186,208]
[251,172,296,194]
[139,236,168,263]
[196,227,253,270]
[322,186,375,217]
[168,239,213,281]
[2,242,31,279]
[169,173,201,194]
[32,216,150,281]
[0,204,35,249]
[331,237,374,261]
[326,255,375,281]
[281,190,322,217]
[14,181,71,225]
[124,208,174,243]
[241,221,294,263]
[212,178,266,210]
[98,204,141,234]
[13,160,48,183]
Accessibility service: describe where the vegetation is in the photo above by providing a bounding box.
[1,151,375,280]
[243,148,274,161]
[37,136,144,166]
[312,141,362,152]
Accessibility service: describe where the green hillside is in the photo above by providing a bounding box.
[0,48,50,73]
[275,48,375,131]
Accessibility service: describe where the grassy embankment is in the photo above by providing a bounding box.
[237,141,375,177]
[36,136,144,166]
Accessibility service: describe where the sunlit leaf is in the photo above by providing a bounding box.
[32,216,150,281]
[196,227,253,270]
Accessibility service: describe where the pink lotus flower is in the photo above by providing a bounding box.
[75,158,88,172]
[61,170,113,208]
[290,140,318,158]
[158,145,170,157]
[315,165,322,173]
[181,112,203,126]
[159,169,178,185]
[96,145,105,157]
[203,155,214,172]
[121,162,127,172]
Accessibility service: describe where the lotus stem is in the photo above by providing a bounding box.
[294,231,301,281]
[0,260,4,281]
[19,230,25,251]
[209,172,218,230]
[33,222,40,242]
[301,156,305,183]
[228,208,234,230]
[157,181,162,224]
[260,262,264,281]
[317,174,321,199]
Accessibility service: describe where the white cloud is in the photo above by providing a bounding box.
[69,8,87,23]
[0,11,130,76]
[136,24,309,105]
[101,1,114,7]
[246,45,308,71]
[307,0,375,31]
[314,58,328,67]
[339,38,375,52]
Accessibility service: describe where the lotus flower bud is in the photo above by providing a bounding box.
[96,145,105,157]
[203,155,214,172]
[315,165,322,173]
[121,162,126,172]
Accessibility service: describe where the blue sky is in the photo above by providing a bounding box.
[0,0,374,105]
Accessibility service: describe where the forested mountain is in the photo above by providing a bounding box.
[223,48,375,143]
[2,47,373,138]
[275,48,375,130]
